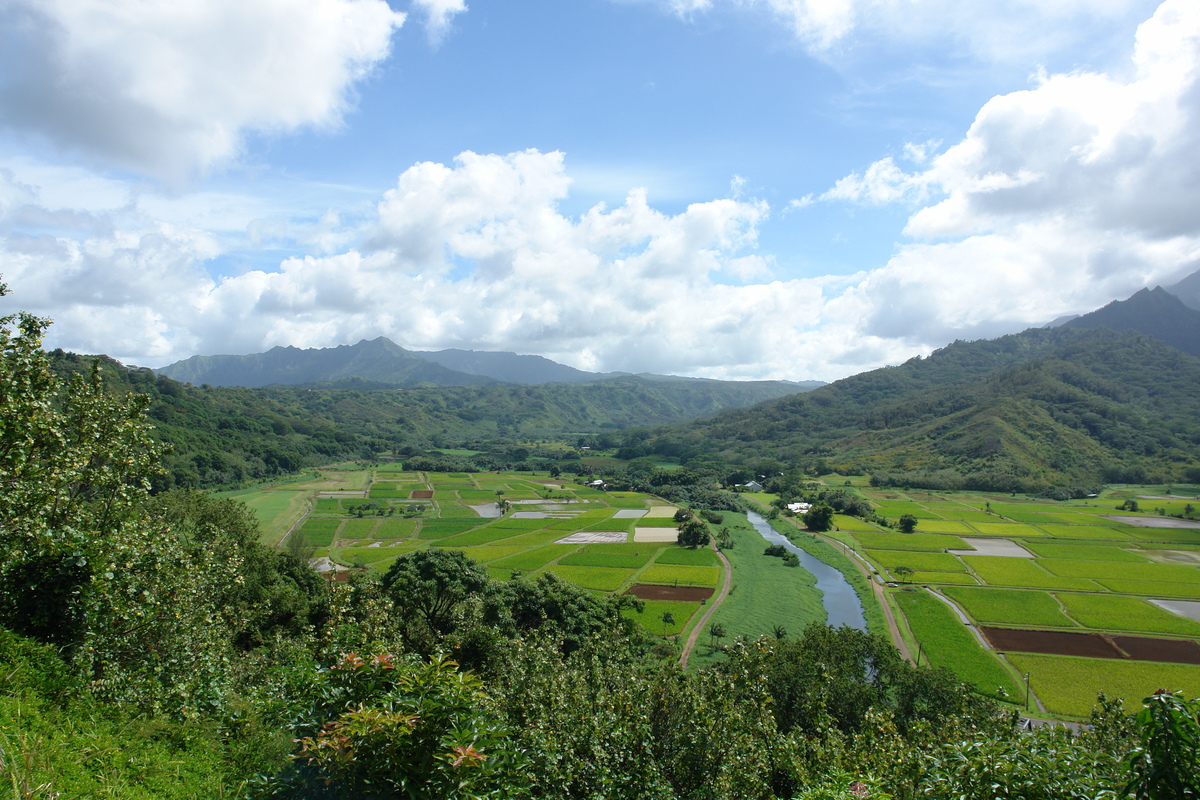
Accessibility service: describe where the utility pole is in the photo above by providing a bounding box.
[1024,671,1031,712]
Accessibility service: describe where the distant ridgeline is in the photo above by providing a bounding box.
[51,350,815,490]
[631,325,1200,494]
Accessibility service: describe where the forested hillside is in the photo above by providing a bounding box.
[633,327,1200,493]
[52,350,810,489]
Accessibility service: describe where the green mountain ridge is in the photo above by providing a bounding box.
[635,326,1200,491]
[55,351,812,489]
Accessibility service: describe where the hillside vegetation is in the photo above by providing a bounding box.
[633,327,1200,492]
[51,350,809,490]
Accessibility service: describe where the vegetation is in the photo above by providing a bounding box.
[6,284,1200,797]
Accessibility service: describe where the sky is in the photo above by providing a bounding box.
[1,0,1198,382]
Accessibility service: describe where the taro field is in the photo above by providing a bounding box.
[826,483,1200,717]
[288,468,730,640]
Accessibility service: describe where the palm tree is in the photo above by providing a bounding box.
[709,622,726,650]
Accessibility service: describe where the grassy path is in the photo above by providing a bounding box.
[678,541,733,668]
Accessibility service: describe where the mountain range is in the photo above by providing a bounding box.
[157,336,822,392]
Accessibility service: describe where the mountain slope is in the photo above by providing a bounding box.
[1063,286,1200,359]
[411,348,613,384]
[158,338,494,387]
[638,326,1200,491]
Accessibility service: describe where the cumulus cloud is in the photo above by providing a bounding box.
[0,0,405,180]
[821,0,1200,349]
[2,149,893,381]
[5,1,1199,382]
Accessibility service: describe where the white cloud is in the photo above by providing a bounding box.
[6,1,1200,383]
[821,0,1200,349]
[411,0,467,43]
[0,0,405,180]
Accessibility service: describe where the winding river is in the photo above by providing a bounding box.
[746,511,867,631]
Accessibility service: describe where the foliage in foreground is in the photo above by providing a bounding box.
[2,284,1198,798]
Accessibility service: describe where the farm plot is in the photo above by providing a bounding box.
[912,520,974,534]
[942,587,1075,628]
[865,550,967,573]
[852,532,970,552]
[1058,593,1200,637]
[547,566,636,592]
[296,518,341,547]
[903,571,978,585]
[1038,524,1134,540]
[968,522,1046,538]
[1008,653,1200,717]
[558,552,652,569]
[655,548,720,566]
[1038,560,1200,584]
[893,590,1020,698]
[1019,542,1150,562]
[489,545,578,574]
[963,556,1101,590]
[638,565,720,587]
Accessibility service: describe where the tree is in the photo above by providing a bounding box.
[898,513,918,533]
[709,622,726,650]
[661,611,675,636]
[803,503,834,532]
[381,549,490,652]
[677,517,710,548]
[894,565,915,582]
[1122,690,1200,800]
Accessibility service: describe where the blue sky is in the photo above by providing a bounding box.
[1,0,1196,380]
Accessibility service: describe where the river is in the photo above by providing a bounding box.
[745,511,867,631]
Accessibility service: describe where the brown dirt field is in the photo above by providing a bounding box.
[982,627,1200,665]
[626,584,714,601]
[981,627,1123,659]
[410,490,434,499]
[1113,635,1200,665]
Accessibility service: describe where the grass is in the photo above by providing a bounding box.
[963,556,1102,590]
[638,564,721,586]
[1007,653,1200,718]
[911,519,975,534]
[624,599,699,636]
[1019,542,1151,562]
[865,550,967,573]
[489,545,578,573]
[1038,559,1200,584]
[655,547,720,566]
[902,571,979,585]
[545,565,635,592]
[1097,580,1200,598]
[1039,524,1134,540]
[852,532,969,552]
[893,590,1021,700]
[689,514,824,670]
[967,522,1047,537]
[941,587,1076,628]
[1057,593,1200,636]
[558,552,651,569]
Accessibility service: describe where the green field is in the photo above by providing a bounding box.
[638,564,721,586]
[690,514,824,670]
[1007,653,1200,717]
[1057,593,1200,636]
[942,587,1075,628]
[893,590,1021,700]
[963,556,1102,590]
[865,550,967,573]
